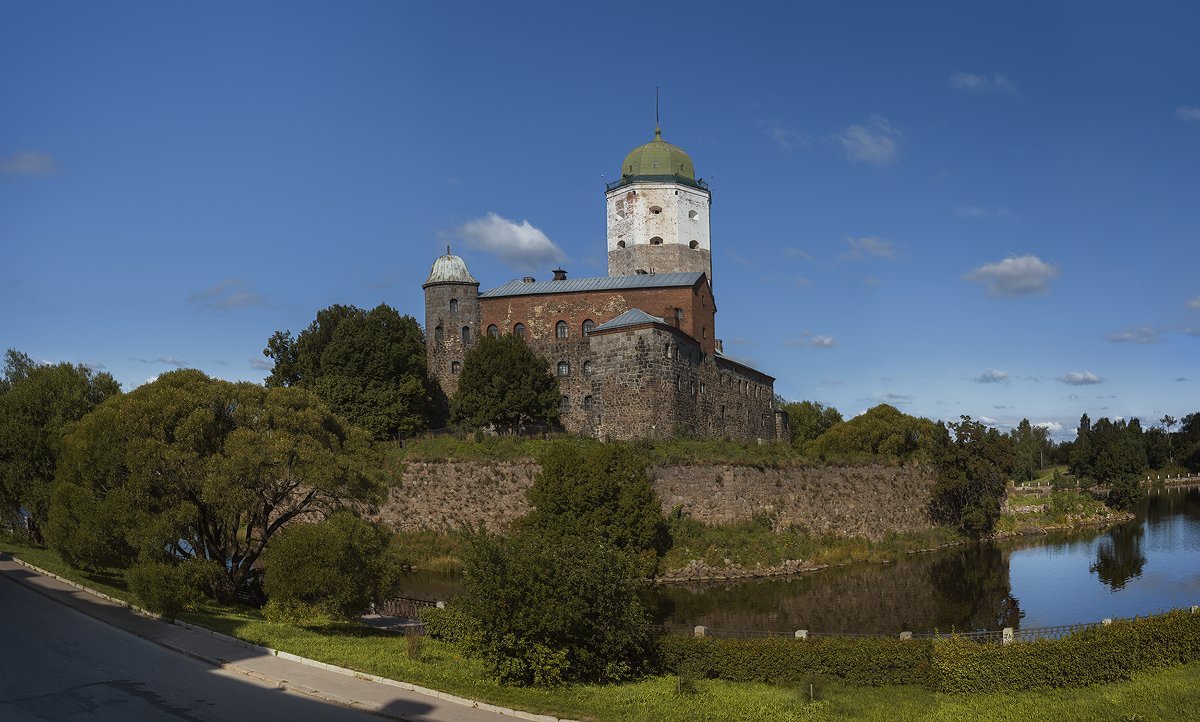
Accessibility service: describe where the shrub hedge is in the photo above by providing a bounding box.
[418,606,478,644]
[657,609,1200,694]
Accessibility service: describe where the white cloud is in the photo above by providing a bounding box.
[249,357,273,370]
[1035,421,1065,434]
[842,236,899,261]
[136,356,188,367]
[1188,295,1200,309]
[1059,370,1103,386]
[949,72,1018,95]
[0,150,58,175]
[768,123,810,152]
[452,213,564,274]
[1176,107,1200,123]
[954,205,1012,220]
[974,369,1009,384]
[1108,327,1160,344]
[784,333,836,349]
[783,247,814,261]
[964,254,1060,296]
[187,279,268,311]
[835,116,904,166]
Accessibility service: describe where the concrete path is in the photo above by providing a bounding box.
[0,554,558,722]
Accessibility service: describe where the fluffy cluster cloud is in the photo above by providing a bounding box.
[1059,370,1103,386]
[964,254,1060,296]
[187,279,268,311]
[1177,107,1200,123]
[835,116,904,166]
[949,72,1017,95]
[1188,295,1200,309]
[974,369,1009,384]
[0,150,57,175]
[452,213,565,274]
[842,236,899,261]
[785,334,836,349]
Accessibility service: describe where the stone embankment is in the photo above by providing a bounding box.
[656,558,826,583]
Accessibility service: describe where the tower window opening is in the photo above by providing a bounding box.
[514,323,525,339]
[449,298,459,313]
[650,236,664,245]
[450,361,461,374]
[557,360,570,376]
[559,395,570,413]
[582,319,595,335]
[487,324,498,337]
[689,240,699,249]
[583,395,593,410]
[434,325,444,343]
[583,360,593,375]
[556,320,568,338]
[688,210,699,220]
[617,240,626,248]
[461,326,470,343]
[649,205,662,215]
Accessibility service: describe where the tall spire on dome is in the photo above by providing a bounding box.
[655,86,661,139]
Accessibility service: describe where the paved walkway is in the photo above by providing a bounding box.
[0,554,558,722]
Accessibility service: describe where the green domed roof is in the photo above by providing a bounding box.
[620,127,695,181]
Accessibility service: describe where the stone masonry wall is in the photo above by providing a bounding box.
[374,460,937,540]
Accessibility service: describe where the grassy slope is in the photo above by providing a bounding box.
[4,538,1195,722]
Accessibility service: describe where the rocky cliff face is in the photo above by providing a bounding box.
[374,460,936,539]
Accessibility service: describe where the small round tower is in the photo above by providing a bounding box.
[423,250,480,402]
[604,126,713,282]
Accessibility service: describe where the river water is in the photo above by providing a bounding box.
[398,485,1200,635]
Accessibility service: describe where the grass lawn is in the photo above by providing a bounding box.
[4,536,1195,721]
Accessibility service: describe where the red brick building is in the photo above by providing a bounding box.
[423,126,786,441]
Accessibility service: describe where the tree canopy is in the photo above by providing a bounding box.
[931,416,1014,537]
[451,334,559,432]
[779,399,844,447]
[0,349,120,539]
[47,370,377,599]
[804,403,945,461]
[264,303,431,439]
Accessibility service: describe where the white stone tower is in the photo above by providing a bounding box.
[605,126,712,282]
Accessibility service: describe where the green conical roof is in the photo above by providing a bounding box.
[620,127,695,181]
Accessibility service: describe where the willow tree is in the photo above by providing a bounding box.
[47,369,377,600]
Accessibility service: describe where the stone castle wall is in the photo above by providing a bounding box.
[374,460,937,540]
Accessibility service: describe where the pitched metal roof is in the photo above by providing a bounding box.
[591,308,667,332]
[480,271,703,298]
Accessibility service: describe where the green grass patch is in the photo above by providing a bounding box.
[996,491,1117,534]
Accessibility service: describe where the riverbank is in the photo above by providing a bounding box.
[3,535,1197,722]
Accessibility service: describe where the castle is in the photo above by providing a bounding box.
[423,126,787,441]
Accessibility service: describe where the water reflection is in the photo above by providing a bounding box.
[1090,525,1146,591]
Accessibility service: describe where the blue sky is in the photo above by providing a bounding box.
[3,1,1198,440]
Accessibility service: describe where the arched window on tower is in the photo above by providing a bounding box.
[557,360,570,376]
[434,325,444,343]
[487,324,498,337]
[583,395,593,410]
[583,360,593,375]
[688,210,699,220]
[582,319,594,336]
[461,326,470,343]
[556,320,568,339]
[649,205,662,215]
[617,240,626,248]
[449,299,459,313]
[689,240,699,249]
[650,236,664,245]
[450,361,461,374]
[514,323,525,339]
[559,395,570,413]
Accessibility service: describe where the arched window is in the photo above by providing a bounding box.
[450,360,461,374]
[461,326,470,343]
[555,320,568,339]
[617,240,626,248]
[559,395,570,413]
[583,395,593,410]
[487,324,498,337]
[557,360,569,376]
[689,240,699,249]
[650,236,664,245]
[649,205,662,215]
[664,343,671,359]
[514,323,525,339]
[675,375,681,391]
[582,319,594,335]
[688,210,699,220]
[583,360,593,375]
[434,325,444,343]
[449,298,459,313]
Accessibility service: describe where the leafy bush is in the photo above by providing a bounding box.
[418,606,479,644]
[127,561,198,617]
[263,597,336,626]
[262,511,397,620]
[457,527,653,686]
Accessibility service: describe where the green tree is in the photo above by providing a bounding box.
[1160,414,1177,465]
[931,416,1014,537]
[451,334,559,432]
[523,441,668,575]
[262,511,397,620]
[804,403,944,461]
[264,304,431,439]
[0,350,120,540]
[458,527,652,686]
[47,370,376,599]
[779,399,844,447]
[1009,418,1049,482]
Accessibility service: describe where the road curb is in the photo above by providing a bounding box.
[3,554,575,722]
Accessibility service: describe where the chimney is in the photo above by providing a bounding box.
[715,339,724,353]
[552,268,567,281]
[522,276,536,284]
